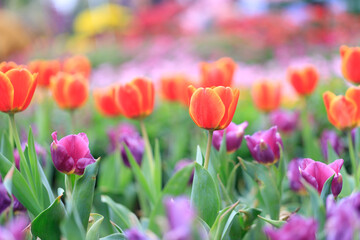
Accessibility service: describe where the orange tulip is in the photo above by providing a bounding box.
[252,80,281,112]
[115,77,155,119]
[50,72,88,110]
[93,86,122,117]
[340,45,360,84]
[323,87,360,130]
[188,86,239,130]
[0,61,19,73]
[63,55,91,79]
[160,74,193,106]
[0,68,37,113]
[28,60,61,87]
[200,57,237,87]
[288,65,319,96]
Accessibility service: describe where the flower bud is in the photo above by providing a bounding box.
[269,110,299,134]
[212,122,248,153]
[50,132,96,175]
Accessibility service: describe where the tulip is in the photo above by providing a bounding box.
[0,215,29,240]
[108,123,139,152]
[287,159,305,193]
[63,55,91,79]
[200,57,236,87]
[269,110,299,134]
[287,65,318,96]
[93,85,122,117]
[160,74,193,106]
[245,126,283,165]
[212,121,248,153]
[320,130,344,161]
[323,87,360,130]
[0,61,18,73]
[251,80,281,112]
[299,158,343,196]
[124,228,150,240]
[326,193,360,240]
[50,131,96,175]
[115,77,155,119]
[340,45,360,84]
[264,215,317,240]
[50,72,89,110]
[13,142,47,169]
[28,60,61,87]
[0,182,11,215]
[174,159,194,184]
[0,68,37,113]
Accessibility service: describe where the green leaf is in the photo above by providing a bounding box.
[124,145,156,204]
[0,152,42,216]
[257,215,285,228]
[86,213,104,240]
[191,162,220,226]
[154,139,162,197]
[320,174,335,204]
[101,195,141,232]
[31,192,66,240]
[300,109,322,160]
[100,233,126,240]
[209,201,240,240]
[61,207,86,240]
[72,160,100,230]
[0,132,14,163]
[238,207,262,230]
[196,145,203,165]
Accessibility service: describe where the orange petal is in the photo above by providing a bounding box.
[6,69,35,111]
[303,66,318,95]
[340,45,349,58]
[20,73,38,111]
[346,86,360,123]
[133,77,154,117]
[64,75,88,109]
[329,96,357,130]
[342,48,360,83]
[323,91,337,127]
[0,72,14,112]
[288,70,305,95]
[94,87,121,117]
[116,82,142,118]
[51,73,68,109]
[189,88,225,129]
[213,86,234,129]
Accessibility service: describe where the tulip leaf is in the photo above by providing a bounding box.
[191,161,221,227]
[226,163,240,201]
[101,195,141,232]
[0,152,42,216]
[124,145,156,204]
[61,206,86,240]
[300,109,322,160]
[0,132,14,163]
[209,201,240,240]
[196,145,203,165]
[228,207,262,239]
[154,139,162,197]
[86,213,104,240]
[72,160,100,230]
[257,215,285,228]
[99,233,127,240]
[31,192,66,240]
[148,162,194,234]
[320,174,335,204]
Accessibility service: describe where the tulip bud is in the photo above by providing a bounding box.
[264,215,317,240]
[50,132,96,175]
[212,122,248,153]
[269,110,299,134]
[245,126,283,165]
[320,130,344,161]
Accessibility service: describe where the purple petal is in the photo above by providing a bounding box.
[50,143,75,174]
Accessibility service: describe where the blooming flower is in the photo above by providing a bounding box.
[264,215,317,240]
[93,85,122,117]
[287,159,305,193]
[212,121,248,153]
[0,61,19,73]
[0,215,29,240]
[0,68,37,113]
[320,130,344,161]
[287,65,318,96]
[340,45,360,84]
[245,126,283,165]
[160,74,193,106]
[200,57,236,87]
[50,132,96,175]
[13,142,47,169]
[269,110,299,134]
[188,86,239,130]
[28,60,61,87]
[251,80,281,112]
[62,55,91,79]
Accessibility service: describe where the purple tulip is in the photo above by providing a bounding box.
[269,110,299,134]
[212,122,248,153]
[174,159,194,184]
[0,183,11,215]
[326,193,360,240]
[50,132,96,175]
[124,228,150,240]
[299,158,343,197]
[264,215,317,240]
[108,123,139,152]
[287,159,305,193]
[13,142,47,169]
[320,130,344,161]
[164,196,196,240]
[245,126,283,165]
[0,215,29,240]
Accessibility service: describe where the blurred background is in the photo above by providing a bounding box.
[1,0,359,88]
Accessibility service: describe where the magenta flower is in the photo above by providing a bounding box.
[0,215,29,240]
[320,130,344,161]
[0,183,11,215]
[212,122,248,153]
[174,159,194,184]
[287,159,305,193]
[299,158,343,197]
[50,132,96,175]
[264,215,317,240]
[13,142,47,169]
[269,110,299,134]
[245,126,283,165]
[124,228,149,240]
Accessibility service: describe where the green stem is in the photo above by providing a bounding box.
[139,119,155,177]
[348,131,358,189]
[65,174,73,210]
[8,117,13,149]
[8,114,26,163]
[204,130,213,170]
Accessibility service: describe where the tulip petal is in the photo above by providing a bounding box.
[50,143,75,174]
[94,87,121,117]
[6,69,35,111]
[301,161,335,193]
[64,75,88,109]
[329,96,357,130]
[213,86,234,128]
[342,48,360,83]
[323,91,339,128]
[346,87,360,123]
[116,83,142,118]
[133,78,154,116]
[75,157,96,175]
[189,88,225,129]
[58,134,91,161]
[328,159,344,174]
[21,73,38,112]
[0,72,13,112]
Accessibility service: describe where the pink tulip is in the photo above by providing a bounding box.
[50,132,96,175]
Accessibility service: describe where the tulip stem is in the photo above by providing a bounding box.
[8,117,13,149]
[348,131,358,188]
[8,114,26,165]
[204,130,214,170]
[139,119,155,177]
